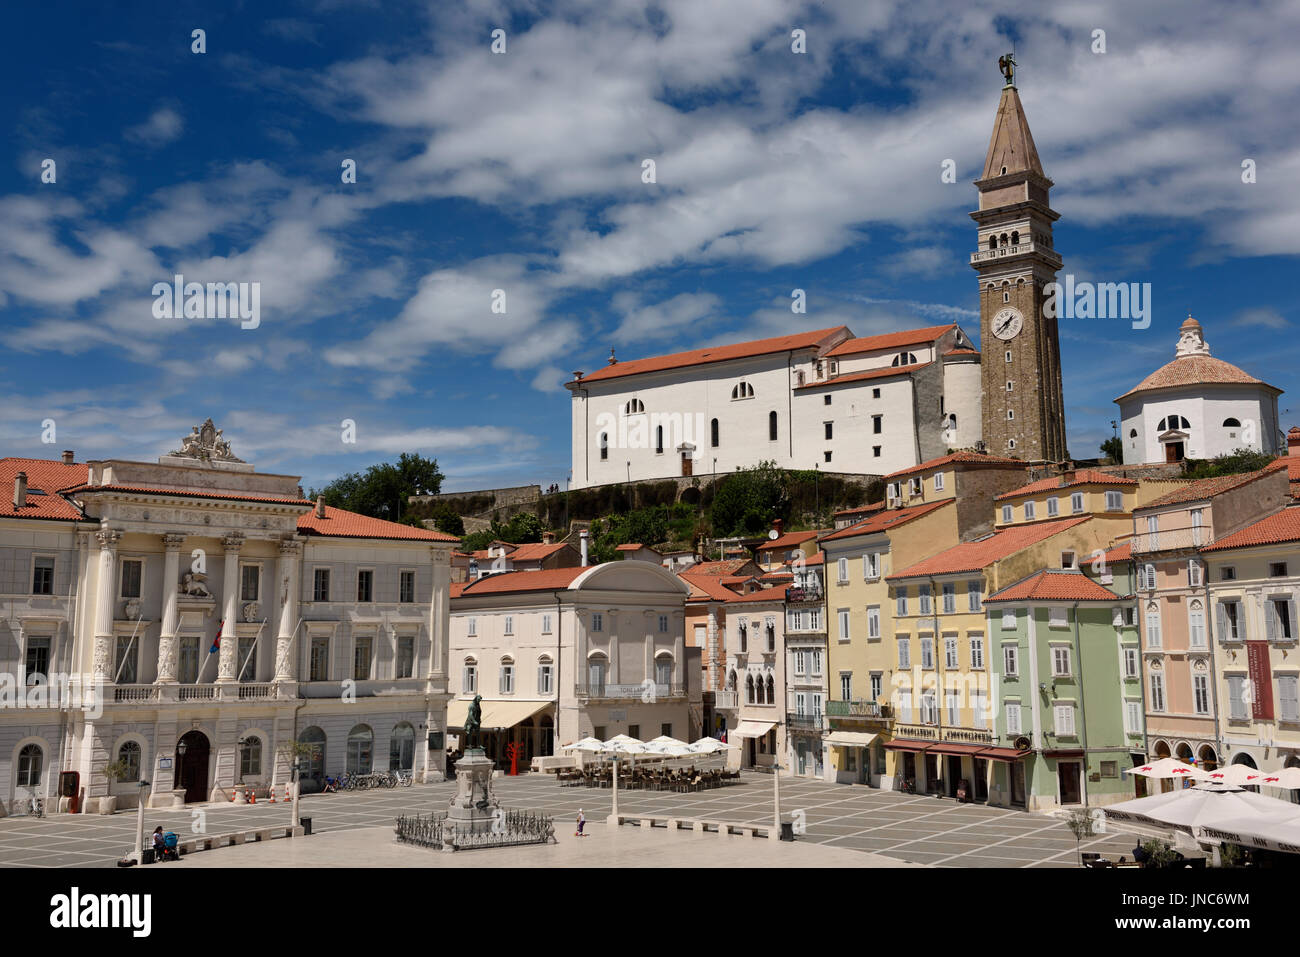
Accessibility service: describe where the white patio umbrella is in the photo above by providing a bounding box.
[1198,764,1267,787]
[1104,782,1300,841]
[562,737,606,752]
[646,735,688,748]
[1123,757,1203,782]
[1256,766,1300,791]
[691,736,738,753]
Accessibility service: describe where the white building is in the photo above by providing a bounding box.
[0,422,457,816]
[1116,316,1282,465]
[448,562,696,761]
[567,323,981,488]
[716,585,789,771]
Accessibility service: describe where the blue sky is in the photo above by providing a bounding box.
[2,0,1298,493]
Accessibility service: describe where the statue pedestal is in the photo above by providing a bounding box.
[441,748,499,852]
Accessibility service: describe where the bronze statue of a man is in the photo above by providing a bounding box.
[464,693,483,750]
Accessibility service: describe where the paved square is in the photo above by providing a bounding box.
[0,773,1143,868]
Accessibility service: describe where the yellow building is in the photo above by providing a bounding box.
[992,468,1188,530]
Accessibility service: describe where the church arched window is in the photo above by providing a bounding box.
[891,352,918,367]
[731,381,754,400]
[655,425,664,454]
[1223,417,1241,428]
[1011,230,1020,245]
[711,418,720,448]
[769,411,778,441]
[1007,439,1016,450]
[987,236,996,251]
[999,233,1008,246]
[1156,415,1190,432]
[599,433,608,460]
[624,398,645,415]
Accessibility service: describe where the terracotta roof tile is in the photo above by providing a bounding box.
[1201,507,1300,552]
[824,324,956,358]
[889,516,1093,579]
[1103,541,1132,564]
[0,457,86,522]
[943,348,980,357]
[576,327,848,383]
[684,559,754,577]
[834,502,886,519]
[298,505,459,542]
[820,500,953,543]
[884,451,1024,481]
[994,468,1138,501]
[455,567,588,595]
[723,585,788,604]
[507,542,570,561]
[757,530,820,552]
[1137,463,1286,508]
[68,483,310,506]
[1116,355,1277,401]
[985,569,1119,603]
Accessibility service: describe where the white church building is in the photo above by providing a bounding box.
[566,323,982,489]
[1116,316,1283,465]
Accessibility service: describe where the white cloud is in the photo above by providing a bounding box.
[125,107,184,148]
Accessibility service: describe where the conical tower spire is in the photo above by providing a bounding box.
[980,80,1044,180]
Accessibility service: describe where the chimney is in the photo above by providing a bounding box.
[580,529,589,567]
[14,471,28,508]
[542,531,555,545]
[61,450,74,465]
[1288,427,1300,456]
[315,496,326,518]
[772,518,784,537]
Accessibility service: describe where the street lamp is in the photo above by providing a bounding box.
[134,778,151,864]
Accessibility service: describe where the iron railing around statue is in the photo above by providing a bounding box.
[395,809,556,851]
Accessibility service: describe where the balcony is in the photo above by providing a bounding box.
[711,690,738,710]
[1130,526,1210,556]
[113,684,159,703]
[785,585,823,604]
[826,699,892,721]
[575,683,686,702]
[969,240,1060,267]
[786,712,825,733]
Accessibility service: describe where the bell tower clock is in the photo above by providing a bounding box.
[972,54,1067,462]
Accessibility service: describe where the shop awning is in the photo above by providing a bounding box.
[928,743,990,757]
[824,731,879,748]
[731,720,777,739]
[977,746,1033,762]
[446,698,551,730]
[884,740,933,753]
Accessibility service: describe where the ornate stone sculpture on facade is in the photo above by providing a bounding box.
[181,572,213,598]
[170,418,246,463]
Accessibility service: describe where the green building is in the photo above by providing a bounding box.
[983,556,1145,811]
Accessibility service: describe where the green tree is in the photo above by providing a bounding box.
[710,461,789,537]
[1100,436,1123,463]
[426,503,465,536]
[309,453,444,522]
[1181,448,1276,480]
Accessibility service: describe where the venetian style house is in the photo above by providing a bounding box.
[1200,507,1300,795]
[1130,464,1288,777]
[447,561,696,762]
[716,585,789,770]
[0,423,458,816]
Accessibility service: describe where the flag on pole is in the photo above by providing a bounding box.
[210,619,225,654]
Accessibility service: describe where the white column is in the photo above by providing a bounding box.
[156,533,185,683]
[608,608,620,684]
[92,529,121,681]
[217,534,244,682]
[427,547,450,679]
[707,604,720,690]
[275,539,300,681]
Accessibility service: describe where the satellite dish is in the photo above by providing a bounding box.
[768,530,779,540]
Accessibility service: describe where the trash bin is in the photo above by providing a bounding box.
[780,822,794,842]
[140,848,155,865]
[300,816,312,835]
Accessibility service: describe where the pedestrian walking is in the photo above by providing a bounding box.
[575,808,586,837]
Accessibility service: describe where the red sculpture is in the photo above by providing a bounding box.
[506,741,524,776]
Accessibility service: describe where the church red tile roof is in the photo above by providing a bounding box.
[824,324,957,358]
[298,505,459,542]
[994,469,1138,501]
[1116,355,1277,402]
[757,530,820,553]
[507,542,571,561]
[985,569,1119,603]
[0,457,86,521]
[574,327,848,383]
[884,451,1024,481]
[1201,506,1300,552]
[889,516,1092,579]
[67,484,310,506]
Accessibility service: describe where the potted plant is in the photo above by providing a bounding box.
[99,758,131,814]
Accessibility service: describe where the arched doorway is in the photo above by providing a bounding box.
[175,731,211,804]
[1198,745,1218,772]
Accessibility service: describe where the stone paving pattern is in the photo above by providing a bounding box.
[0,772,1142,868]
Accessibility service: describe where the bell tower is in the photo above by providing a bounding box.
[972,54,1067,462]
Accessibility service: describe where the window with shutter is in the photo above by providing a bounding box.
[1227,676,1246,720]
[1005,702,1021,735]
[1279,676,1299,721]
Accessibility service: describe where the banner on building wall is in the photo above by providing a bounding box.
[1246,641,1274,720]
